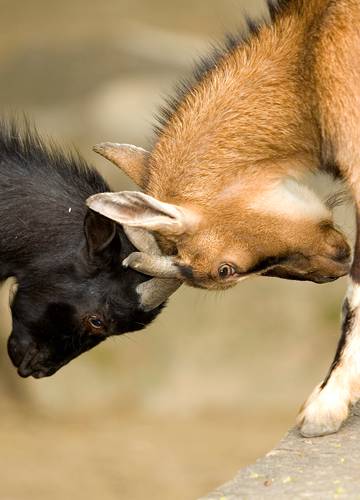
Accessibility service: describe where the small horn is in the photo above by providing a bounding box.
[93,143,149,188]
[122,224,183,311]
[123,252,182,279]
[136,278,182,312]
[123,226,161,256]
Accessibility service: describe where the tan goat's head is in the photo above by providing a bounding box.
[88,144,351,291]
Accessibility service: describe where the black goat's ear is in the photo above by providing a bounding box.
[84,210,117,259]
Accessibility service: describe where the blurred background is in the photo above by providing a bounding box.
[0,1,354,499]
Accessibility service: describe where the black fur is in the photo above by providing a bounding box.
[178,264,194,281]
[0,122,162,378]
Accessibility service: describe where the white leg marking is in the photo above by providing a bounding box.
[298,281,360,437]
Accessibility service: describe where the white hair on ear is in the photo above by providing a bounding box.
[250,177,331,220]
[8,278,18,306]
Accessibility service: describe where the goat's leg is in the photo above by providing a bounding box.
[298,276,360,437]
[298,209,360,437]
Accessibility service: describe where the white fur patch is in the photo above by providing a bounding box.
[348,281,360,309]
[250,178,331,220]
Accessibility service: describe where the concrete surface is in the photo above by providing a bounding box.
[200,402,360,499]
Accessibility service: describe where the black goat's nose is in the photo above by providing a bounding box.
[17,344,39,378]
[7,331,36,372]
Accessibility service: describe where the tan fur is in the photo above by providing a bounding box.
[148,2,324,201]
[140,0,355,287]
[92,0,356,289]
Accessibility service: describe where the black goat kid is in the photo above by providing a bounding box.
[0,124,162,378]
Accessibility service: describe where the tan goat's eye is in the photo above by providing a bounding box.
[218,264,237,279]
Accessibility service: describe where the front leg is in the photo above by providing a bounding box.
[298,197,360,437]
[298,282,360,437]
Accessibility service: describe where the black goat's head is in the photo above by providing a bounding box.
[7,211,163,378]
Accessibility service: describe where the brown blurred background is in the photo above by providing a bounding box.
[0,1,354,499]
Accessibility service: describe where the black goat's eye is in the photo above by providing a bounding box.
[90,318,103,328]
[218,264,237,279]
[86,315,105,333]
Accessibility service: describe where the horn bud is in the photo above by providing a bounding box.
[93,143,149,188]
[121,225,183,311]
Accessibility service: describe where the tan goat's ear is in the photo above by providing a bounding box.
[86,191,198,238]
[93,143,149,188]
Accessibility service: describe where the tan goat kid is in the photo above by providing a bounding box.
[87,0,360,438]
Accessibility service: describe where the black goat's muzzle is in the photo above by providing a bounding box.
[8,334,58,378]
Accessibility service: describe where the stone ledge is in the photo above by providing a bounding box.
[199,403,360,499]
